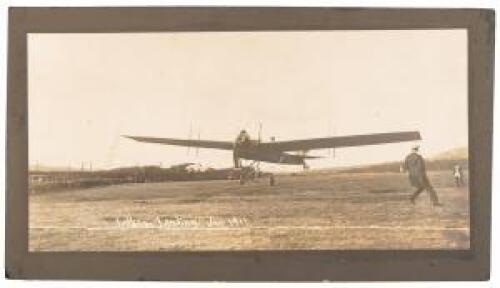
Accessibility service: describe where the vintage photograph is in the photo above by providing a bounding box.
[28,30,469,251]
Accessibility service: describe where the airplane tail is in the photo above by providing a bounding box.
[302,155,322,159]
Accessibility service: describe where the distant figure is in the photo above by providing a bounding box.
[403,146,442,206]
[453,164,464,187]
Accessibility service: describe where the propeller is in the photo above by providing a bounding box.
[326,121,337,159]
[258,122,262,143]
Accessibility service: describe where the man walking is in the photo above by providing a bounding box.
[453,164,464,187]
[403,146,442,206]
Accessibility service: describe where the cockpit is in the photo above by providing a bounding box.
[235,130,251,146]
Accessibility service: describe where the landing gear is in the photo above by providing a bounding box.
[236,161,276,186]
[239,165,256,185]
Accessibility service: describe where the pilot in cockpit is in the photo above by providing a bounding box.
[235,129,250,146]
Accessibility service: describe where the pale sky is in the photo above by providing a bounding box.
[28,30,468,171]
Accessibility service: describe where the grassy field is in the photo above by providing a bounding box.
[29,170,469,251]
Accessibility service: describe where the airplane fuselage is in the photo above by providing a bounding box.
[233,140,306,167]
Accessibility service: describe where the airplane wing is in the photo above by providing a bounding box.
[259,131,421,152]
[123,136,234,150]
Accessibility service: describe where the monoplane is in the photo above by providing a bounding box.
[124,129,420,185]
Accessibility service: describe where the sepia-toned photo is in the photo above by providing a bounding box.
[28,30,469,251]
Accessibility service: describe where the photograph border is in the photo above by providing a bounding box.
[6,7,494,281]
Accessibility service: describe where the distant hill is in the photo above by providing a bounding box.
[431,146,468,160]
[339,159,468,174]
[29,165,76,172]
[337,146,468,174]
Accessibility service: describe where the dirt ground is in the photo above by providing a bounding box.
[29,171,469,251]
